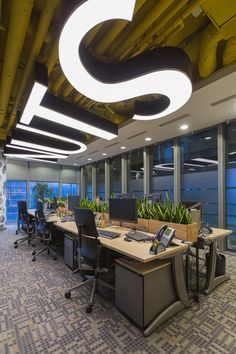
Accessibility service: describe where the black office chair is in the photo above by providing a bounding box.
[65,208,114,313]
[14,201,35,248]
[32,201,57,261]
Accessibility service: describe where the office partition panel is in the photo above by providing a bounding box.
[180,128,218,227]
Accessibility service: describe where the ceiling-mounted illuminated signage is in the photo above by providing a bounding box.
[59,0,192,121]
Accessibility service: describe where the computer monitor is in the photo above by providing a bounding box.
[182,201,202,228]
[68,195,80,213]
[145,193,162,203]
[109,198,137,224]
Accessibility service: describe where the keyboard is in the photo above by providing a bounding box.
[61,216,75,222]
[97,229,121,239]
[126,231,150,241]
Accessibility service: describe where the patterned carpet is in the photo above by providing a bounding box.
[0,227,236,354]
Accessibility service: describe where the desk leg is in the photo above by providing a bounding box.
[144,253,190,337]
[205,241,230,295]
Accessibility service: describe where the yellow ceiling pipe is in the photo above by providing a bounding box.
[95,0,146,54]
[114,0,174,60]
[47,40,58,74]
[198,23,222,78]
[52,73,65,94]
[62,83,74,98]
[7,0,61,131]
[128,0,190,56]
[0,0,34,127]
[223,35,236,67]
[147,0,204,50]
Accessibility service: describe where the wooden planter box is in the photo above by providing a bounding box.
[122,218,149,232]
[148,219,198,243]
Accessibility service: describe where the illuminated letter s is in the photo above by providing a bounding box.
[59,0,192,120]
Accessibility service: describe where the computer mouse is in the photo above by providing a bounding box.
[124,236,132,242]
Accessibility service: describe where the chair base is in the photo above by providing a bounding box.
[14,233,35,248]
[32,245,57,261]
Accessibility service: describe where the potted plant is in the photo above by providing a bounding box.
[32,182,53,206]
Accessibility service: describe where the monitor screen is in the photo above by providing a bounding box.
[109,198,137,223]
[145,193,162,203]
[68,195,80,212]
[36,200,44,218]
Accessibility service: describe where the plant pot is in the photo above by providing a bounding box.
[148,219,198,242]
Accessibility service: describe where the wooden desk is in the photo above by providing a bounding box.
[201,228,232,295]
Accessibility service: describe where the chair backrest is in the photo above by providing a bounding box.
[36,200,45,219]
[17,200,28,222]
[74,208,99,262]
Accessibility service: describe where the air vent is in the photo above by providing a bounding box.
[211,94,236,107]
[126,131,147,140]
[88,150,99,155]
[158,113,190,127]
[105,142,119,148]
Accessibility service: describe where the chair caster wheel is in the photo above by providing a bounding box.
[86,305,92,313]
[16,231,18,235]
[14,245,18,249]
[65,291,71,299]
[14,241,17,245]
[32,244,36,248]
[32,250,36,256]
[53,256,57,261]
[32,256,36,262]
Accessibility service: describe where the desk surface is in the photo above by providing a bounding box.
[29,209,232,262]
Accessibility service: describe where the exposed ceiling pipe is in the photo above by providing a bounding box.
[198,23,222,78]
[223,35,236,67]
[114,0,174,60]
[0,0,34,127]
[147,0,204,50]
[95,0,146,54]
[7,0,61,131]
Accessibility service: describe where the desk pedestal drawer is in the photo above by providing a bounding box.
[115,260,177,328]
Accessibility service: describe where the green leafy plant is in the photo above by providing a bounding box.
[32,182,53,204]
[57,197,66,208]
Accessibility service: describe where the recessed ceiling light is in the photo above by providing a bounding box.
[204,136,212,140]
[120,146,126,150]
[88,158,92,161]
[180,124,188,130]
[145,137,152,141]
[73,163,78,166]
[102,153,107,156]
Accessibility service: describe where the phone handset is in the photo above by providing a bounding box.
[155,224,168,241]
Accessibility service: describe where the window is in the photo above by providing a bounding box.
[110,156,122,195]
[181,128,218,227]
[226,120,236,250]
[151,140,174,201]
[96,161,105,200]
[6,180,27,225]
[85,164,92,200]
[128,149,144,198]
[62,183,78,198]
[30,181,60,208]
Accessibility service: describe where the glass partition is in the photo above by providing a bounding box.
[151,140,174,201]
[62,183,78,198]
[85,164,92,200]
[6,180,27,225]
[128,148,144,198]
[110,156,122,196]
[226,120,236,250]
[30,181,60,208]
[96,160,105,201]
[181,127,218,227]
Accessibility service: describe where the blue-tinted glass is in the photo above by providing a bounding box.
[128,149,143,198]
[110,156,122,195]
[226,119,236,250]
[181,127,218,227]
[30,181,60,208]
[151,140,174,201]
[96,161,105,200]
[85,165,92,200]
[6,180,27,225]
[62,183,78,198]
